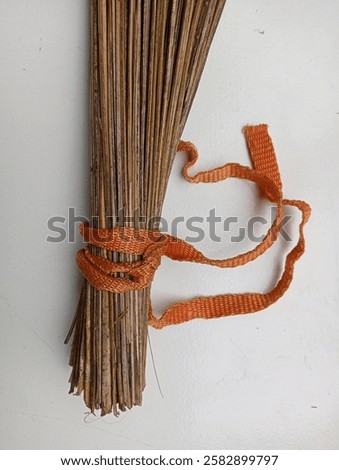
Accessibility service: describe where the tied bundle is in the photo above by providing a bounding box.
[66,0,226,416]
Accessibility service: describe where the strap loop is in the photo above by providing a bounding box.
[76,124,311,328]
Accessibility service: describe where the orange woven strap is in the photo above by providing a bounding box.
[77,124,311,328]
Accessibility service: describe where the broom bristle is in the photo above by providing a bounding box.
[67,0,226,416]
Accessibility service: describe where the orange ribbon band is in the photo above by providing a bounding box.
[76,124,311,329]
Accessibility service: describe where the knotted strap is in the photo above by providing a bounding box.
[76,124,311,329]
[77,226,168,292]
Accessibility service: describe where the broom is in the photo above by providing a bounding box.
[66,0,226,416]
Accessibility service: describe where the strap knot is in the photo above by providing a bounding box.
[76,224,168,292]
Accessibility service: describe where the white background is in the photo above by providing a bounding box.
[1,0,339,450]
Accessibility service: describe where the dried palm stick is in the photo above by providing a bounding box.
[67,0,227,416]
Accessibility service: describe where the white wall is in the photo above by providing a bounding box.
[1,0,339,450]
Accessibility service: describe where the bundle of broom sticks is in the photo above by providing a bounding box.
[66,0,226,416]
